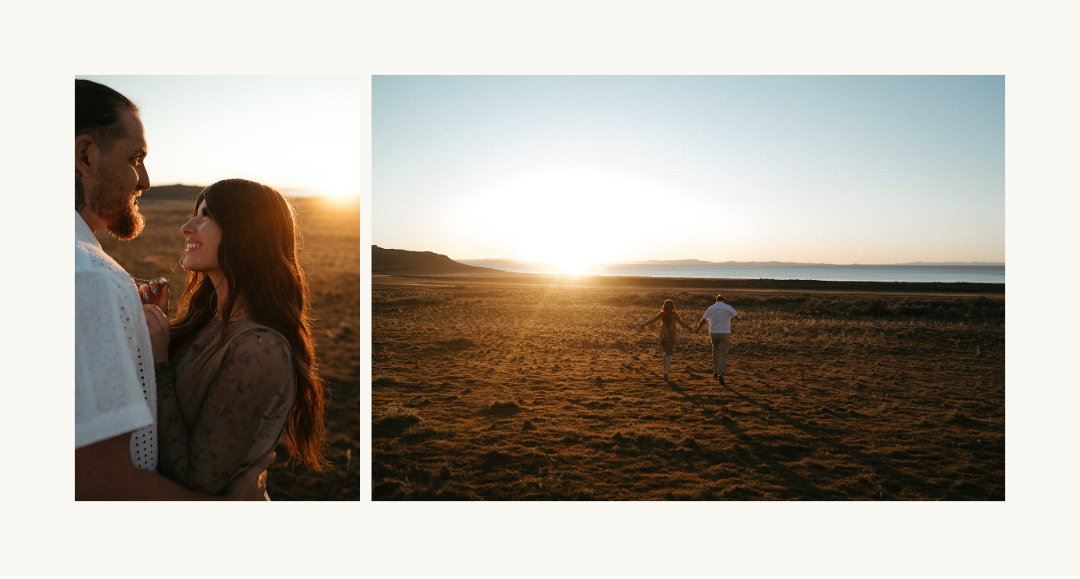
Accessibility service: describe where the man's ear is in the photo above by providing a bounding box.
[75,134,97,181]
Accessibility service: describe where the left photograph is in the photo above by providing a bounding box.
[74,76,361,500]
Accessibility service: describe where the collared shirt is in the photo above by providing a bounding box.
[75,212,157,470]
[701,302,738,334]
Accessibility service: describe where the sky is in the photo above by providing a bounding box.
[373,76,1004,267]
[83,76,364,198]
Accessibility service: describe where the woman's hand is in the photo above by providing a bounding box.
[137,278,169,313]
[143,304,170,364]
[221,451,276,501]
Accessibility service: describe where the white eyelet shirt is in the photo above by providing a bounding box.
[75,212,157,470]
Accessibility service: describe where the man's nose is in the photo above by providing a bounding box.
[138,164,150,191]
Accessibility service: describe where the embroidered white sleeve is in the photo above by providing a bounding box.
[75,270,154,450]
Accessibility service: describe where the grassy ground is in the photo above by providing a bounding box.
[373,276,1004,500]
[97,194,360,500]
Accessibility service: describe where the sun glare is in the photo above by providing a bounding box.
[318,189,360,206]
[462,169,671,274]
[302,175,360,207]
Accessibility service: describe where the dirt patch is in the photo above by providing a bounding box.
[485,400,523,417]
[436,337,478,351]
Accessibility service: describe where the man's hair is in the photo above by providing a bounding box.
[75,79,139,210]
[716,295,725,302]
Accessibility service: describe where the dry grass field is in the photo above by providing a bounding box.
[373,275,1004,500]
[97,188,360,500]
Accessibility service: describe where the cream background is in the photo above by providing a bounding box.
[2,0,1078,576]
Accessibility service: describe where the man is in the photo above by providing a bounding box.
[695,295,741,385]
[75,79,271,500]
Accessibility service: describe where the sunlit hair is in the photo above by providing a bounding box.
[170,179,328,472]
[660,298,675,323]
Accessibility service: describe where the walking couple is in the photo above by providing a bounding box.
[74,79,327,499]
[642,295,740,384]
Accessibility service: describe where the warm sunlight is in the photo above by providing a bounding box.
[82,76,363,205]
[377,76,1005,265]
[313,188,361,205]
[459,168,690,274]
[315,195,360,212]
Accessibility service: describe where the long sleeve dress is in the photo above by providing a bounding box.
[155,317,296,494]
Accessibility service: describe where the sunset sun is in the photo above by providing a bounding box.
[459,169,672,274]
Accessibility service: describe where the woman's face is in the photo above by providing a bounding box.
[180,199,223,273]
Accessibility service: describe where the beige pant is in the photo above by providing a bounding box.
[710,333,731,376]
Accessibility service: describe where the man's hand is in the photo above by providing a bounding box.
[221,451,277,501]
[143,304,170,364]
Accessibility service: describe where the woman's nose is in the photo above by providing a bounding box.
[180,218,194,235]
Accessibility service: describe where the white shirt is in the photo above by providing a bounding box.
[701,302,739,334]
[75,212,157,470]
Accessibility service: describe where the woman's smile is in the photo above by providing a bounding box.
[179,199,223,272]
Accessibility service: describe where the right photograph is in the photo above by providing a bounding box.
[371,75,1005,500]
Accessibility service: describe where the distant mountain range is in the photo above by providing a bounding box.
[373,247,1004,285]
[460,258,1005,270]
[145,184,203,201]
[373,246,499,275]
[889,261,1006,266]
[143,183,339,201]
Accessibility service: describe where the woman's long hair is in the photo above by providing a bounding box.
[660,299,675,325]
[170,179,328,472]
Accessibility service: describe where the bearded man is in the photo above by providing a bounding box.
[74,79,271,500]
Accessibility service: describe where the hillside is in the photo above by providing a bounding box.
[145,183,203,202]
[373,245,499,275]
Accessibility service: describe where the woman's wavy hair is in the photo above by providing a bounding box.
[660,298,675,323]
[170,179,328,472]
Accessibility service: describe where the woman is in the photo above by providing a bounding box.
[642,299,692,381]
[142,179,327,496]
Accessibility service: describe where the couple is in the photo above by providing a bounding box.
[74,79,326,499]
[642,295,740,384]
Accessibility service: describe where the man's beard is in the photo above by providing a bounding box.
[89,181,145,240]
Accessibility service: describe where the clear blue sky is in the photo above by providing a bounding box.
[374,76,1004,265]
[83,76,363,198]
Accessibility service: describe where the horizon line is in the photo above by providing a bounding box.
[372,245,1005,268]
[149,182,359,198]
